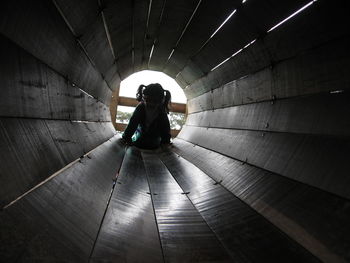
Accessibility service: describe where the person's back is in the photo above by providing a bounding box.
[122,83,172,149]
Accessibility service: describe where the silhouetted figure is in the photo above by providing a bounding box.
[122,83,172,149]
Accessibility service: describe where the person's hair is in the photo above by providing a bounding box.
[136,83,171,113]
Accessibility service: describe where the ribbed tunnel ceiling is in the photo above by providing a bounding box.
[4,0,343,93]
[2,0,348,98]
[1,0,350,262]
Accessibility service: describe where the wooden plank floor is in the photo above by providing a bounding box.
[3,142,350,262]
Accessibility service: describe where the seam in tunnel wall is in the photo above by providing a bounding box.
[0,0,118,208]
[179,0,350,200]
[0,35,111,122]
[182,0,349,98]
[0,0,115,105]
[171,139,350,262]
[0,118,116,208]
[186,37,350,114]
[1,136,125,262]
[178,125,350,199]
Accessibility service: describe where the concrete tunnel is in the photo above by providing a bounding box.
[1,0,350,262]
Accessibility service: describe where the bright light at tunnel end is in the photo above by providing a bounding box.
[119,70,187,104]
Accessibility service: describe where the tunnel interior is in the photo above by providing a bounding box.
[1,0,350,262]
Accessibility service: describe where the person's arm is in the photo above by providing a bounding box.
[160,111,171,144]
[122,103,144,143]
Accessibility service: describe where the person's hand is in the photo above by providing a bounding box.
[161,142,173,150]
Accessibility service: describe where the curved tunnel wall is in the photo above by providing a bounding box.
[1,0,350,262]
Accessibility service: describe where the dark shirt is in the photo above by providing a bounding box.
[122,102,171,149]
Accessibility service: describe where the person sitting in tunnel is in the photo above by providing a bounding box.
[121,83,172,149]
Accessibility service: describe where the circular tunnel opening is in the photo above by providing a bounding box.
[111,70,187,139]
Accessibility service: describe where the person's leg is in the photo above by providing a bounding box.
[134,136,160,150]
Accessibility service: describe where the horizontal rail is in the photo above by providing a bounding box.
[118,96,186,114]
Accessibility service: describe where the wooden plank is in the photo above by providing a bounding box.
[53,0,99,36]
[178,125,350,199]
[90,147,163,262]
[191,0,310,74]
[140,0,166,70]
[133,0,151,72]
[53,0,117,90]
[160,150,319,262]
[104,0,133,80]
[184,0,349,100]
[79,18,116,84]
[118,96,186,113]
[0,118,115,208]
[148,0,199,72]
[171,139,350,262]
[142,152,231,262]
[186,34,350,101]
[186,92,350,137]
[0,0,112,104]
[0,136,125,262]
[0,34,111,121]
[164,0,241,78]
